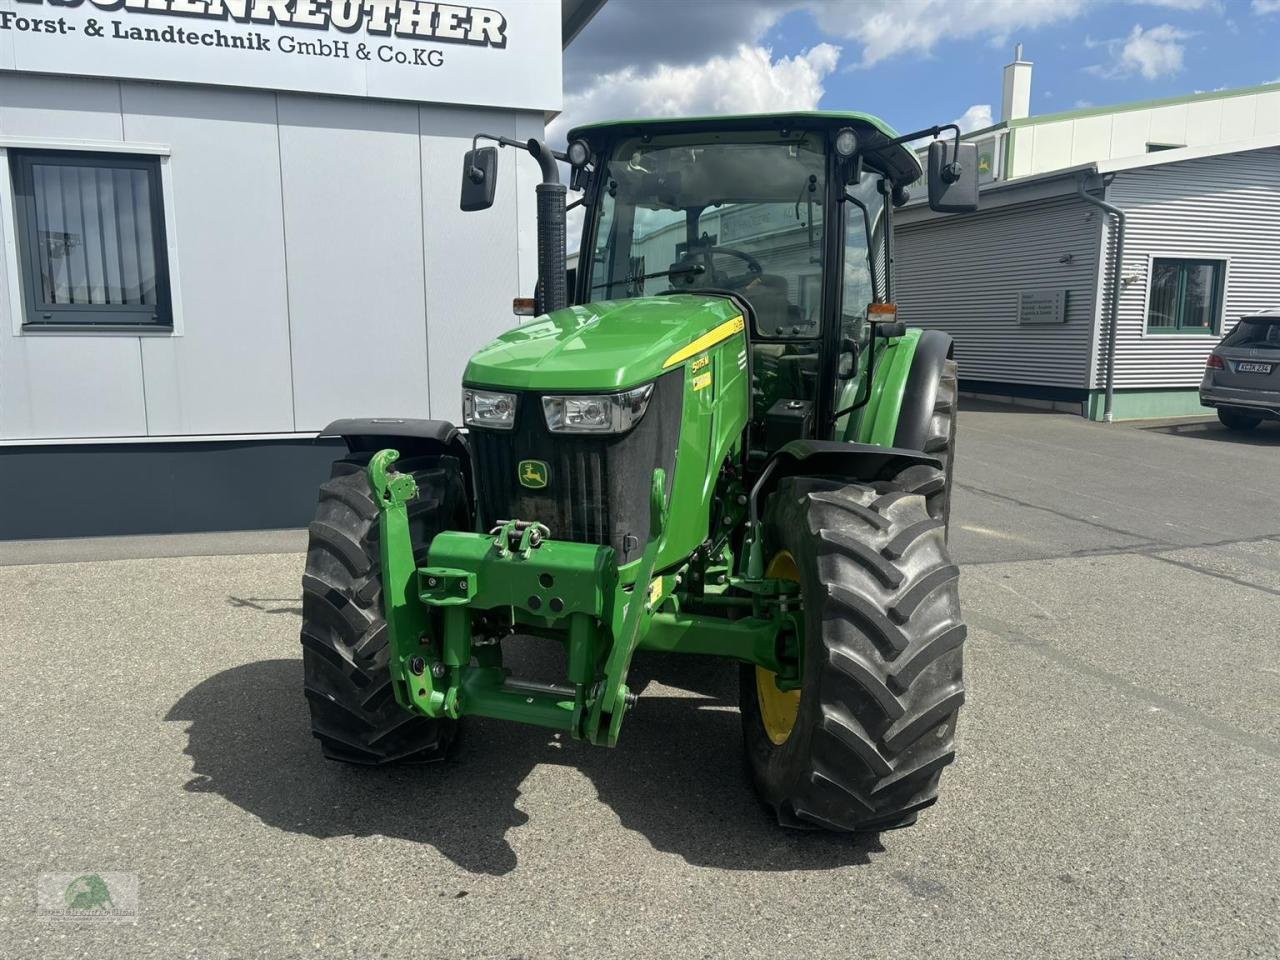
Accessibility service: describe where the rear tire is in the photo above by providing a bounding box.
[741,471,965,832]
[1218,407,1262,432]
[300,453,467,765]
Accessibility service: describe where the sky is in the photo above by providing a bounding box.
[553,0,1280,143]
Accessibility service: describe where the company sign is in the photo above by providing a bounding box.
[0,0,561,110]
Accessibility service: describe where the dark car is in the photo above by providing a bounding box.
[1200,309,1280,432]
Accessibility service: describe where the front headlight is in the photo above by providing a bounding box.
[542,383,654,434]
[463,388,517,430]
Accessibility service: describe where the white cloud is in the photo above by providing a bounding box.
[567,0,1096,86]
[550,43,842,144]
[563,1,797,90]
[1090,23,1192,80]
[1253,0,1280,11]
[1131,0,1219,9]
[953,104,994,133]
[806,0,1090,67]
[555,42,840,251]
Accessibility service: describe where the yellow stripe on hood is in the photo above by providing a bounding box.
[661,315,745,369]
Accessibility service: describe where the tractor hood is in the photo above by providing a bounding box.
[463,294,746,392]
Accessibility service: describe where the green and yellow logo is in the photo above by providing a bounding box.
[518,459,550,489]
[64,874,113,912]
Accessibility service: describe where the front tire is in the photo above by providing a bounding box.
[1218,407,1262,432]
[300,453,467,765]
[741,471,965,832]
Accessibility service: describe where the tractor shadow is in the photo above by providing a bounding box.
[166,645,883,876]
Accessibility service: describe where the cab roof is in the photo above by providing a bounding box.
[566,111,922,186]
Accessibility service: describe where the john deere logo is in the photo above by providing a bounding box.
[518,459,549,489]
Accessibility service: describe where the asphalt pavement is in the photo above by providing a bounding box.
[2,403,1278,959]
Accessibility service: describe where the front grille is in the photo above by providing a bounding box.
[468,369,682,565]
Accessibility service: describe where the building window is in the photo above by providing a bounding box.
[1147,258,1224,334]
[11,151,171,328]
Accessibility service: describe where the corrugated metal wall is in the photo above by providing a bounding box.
[895,195,1102,389]
[1101,147,1280,389]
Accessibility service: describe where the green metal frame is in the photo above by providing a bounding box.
[371,449,801,747]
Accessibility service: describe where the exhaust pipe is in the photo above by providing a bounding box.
[526,139,567,315]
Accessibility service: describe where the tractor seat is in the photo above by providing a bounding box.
[742,274,802,338]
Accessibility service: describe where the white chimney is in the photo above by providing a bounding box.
[1001,43,1032,122]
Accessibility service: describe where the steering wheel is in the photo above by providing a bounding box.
[702,245,764,288]
[669,245,764,289]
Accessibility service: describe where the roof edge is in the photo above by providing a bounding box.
[1007,80,1280,129]
[566,111,923,184]
[1095,132,1280,173]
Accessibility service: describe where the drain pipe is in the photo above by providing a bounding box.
[1076,174,1125,423]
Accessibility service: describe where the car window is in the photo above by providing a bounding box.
[1231,319,1280,348]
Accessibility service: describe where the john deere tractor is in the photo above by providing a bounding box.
[301,112,979,832]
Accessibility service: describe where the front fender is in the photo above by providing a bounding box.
[320,417,475,517]
[763,438,941,490]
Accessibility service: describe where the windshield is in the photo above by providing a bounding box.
[586,134,828,338]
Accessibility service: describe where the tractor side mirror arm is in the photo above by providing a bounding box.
[886,122,981,213]
[461,133,569,212]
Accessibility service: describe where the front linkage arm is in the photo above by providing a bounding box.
[368,448,447,715]
[370,450,796,747]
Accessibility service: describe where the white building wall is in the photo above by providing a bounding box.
[126,82,295,436]
[1008,86,1280,178]
[0,72,539,441]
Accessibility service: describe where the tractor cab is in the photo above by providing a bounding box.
[566,113,975,450]
[458,112,977,453]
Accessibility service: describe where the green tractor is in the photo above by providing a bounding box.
[301,112,979,832]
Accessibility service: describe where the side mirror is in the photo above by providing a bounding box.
[837,335,859,381]
[927,140,979,213]
[460,146,498,212]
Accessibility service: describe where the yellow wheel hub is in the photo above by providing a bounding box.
[755,550,802,746]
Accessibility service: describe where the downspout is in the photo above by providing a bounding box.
[1076,174,1124,422]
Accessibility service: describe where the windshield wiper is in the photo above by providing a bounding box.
[591,262,704,291]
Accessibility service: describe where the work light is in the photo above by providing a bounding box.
[834,127,858,157]
[542,383,653,434]
[566,139,591,167]
[463,388,517,430]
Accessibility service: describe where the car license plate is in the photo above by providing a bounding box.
[1236,361,1274,374]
